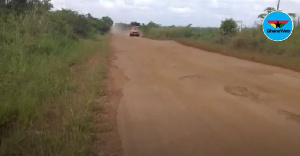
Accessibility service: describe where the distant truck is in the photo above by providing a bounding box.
[129,22,140,37]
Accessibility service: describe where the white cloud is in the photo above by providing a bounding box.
[51,0,300,27]
[169,6,193,14]
[124,0,134,5]
[99,0,115,9]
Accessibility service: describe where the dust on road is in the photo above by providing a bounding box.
[110,33,300,156]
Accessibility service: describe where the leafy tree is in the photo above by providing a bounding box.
[220,18,238,36]
[258,7,296,21]
[50,9,91,38]
[99,16,114,33]
[130,21,140,26]
[186,24,192,27]
[258,7,276,20]
[139,21,160,33]
[0,0,52,14]
[147,21,160,27]
[102,16,113,27]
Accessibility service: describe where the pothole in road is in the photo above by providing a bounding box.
[224,86,259,99]
[178,74,204,80]
[277,110,300,124]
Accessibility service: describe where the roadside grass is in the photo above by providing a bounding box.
[142,26,300,72]
[142,26,218,42]
[176,38,300,72]
[0,35,110,156]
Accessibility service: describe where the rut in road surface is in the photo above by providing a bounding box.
[110,34,300,156]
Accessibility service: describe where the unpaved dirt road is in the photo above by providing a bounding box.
[110,33,300,156]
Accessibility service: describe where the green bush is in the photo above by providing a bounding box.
[220,18,238,36]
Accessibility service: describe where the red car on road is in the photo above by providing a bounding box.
[129,26,140,37]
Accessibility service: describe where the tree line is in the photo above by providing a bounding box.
[115,7,298,38]
[0,0,114,38]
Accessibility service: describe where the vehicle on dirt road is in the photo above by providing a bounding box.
[129,26,140,37]
[129,22,141,37]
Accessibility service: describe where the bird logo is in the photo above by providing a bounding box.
[267,20,289,28]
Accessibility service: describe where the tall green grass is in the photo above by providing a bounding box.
[0,10,111,155]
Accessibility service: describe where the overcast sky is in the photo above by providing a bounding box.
[51,0,300,27]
